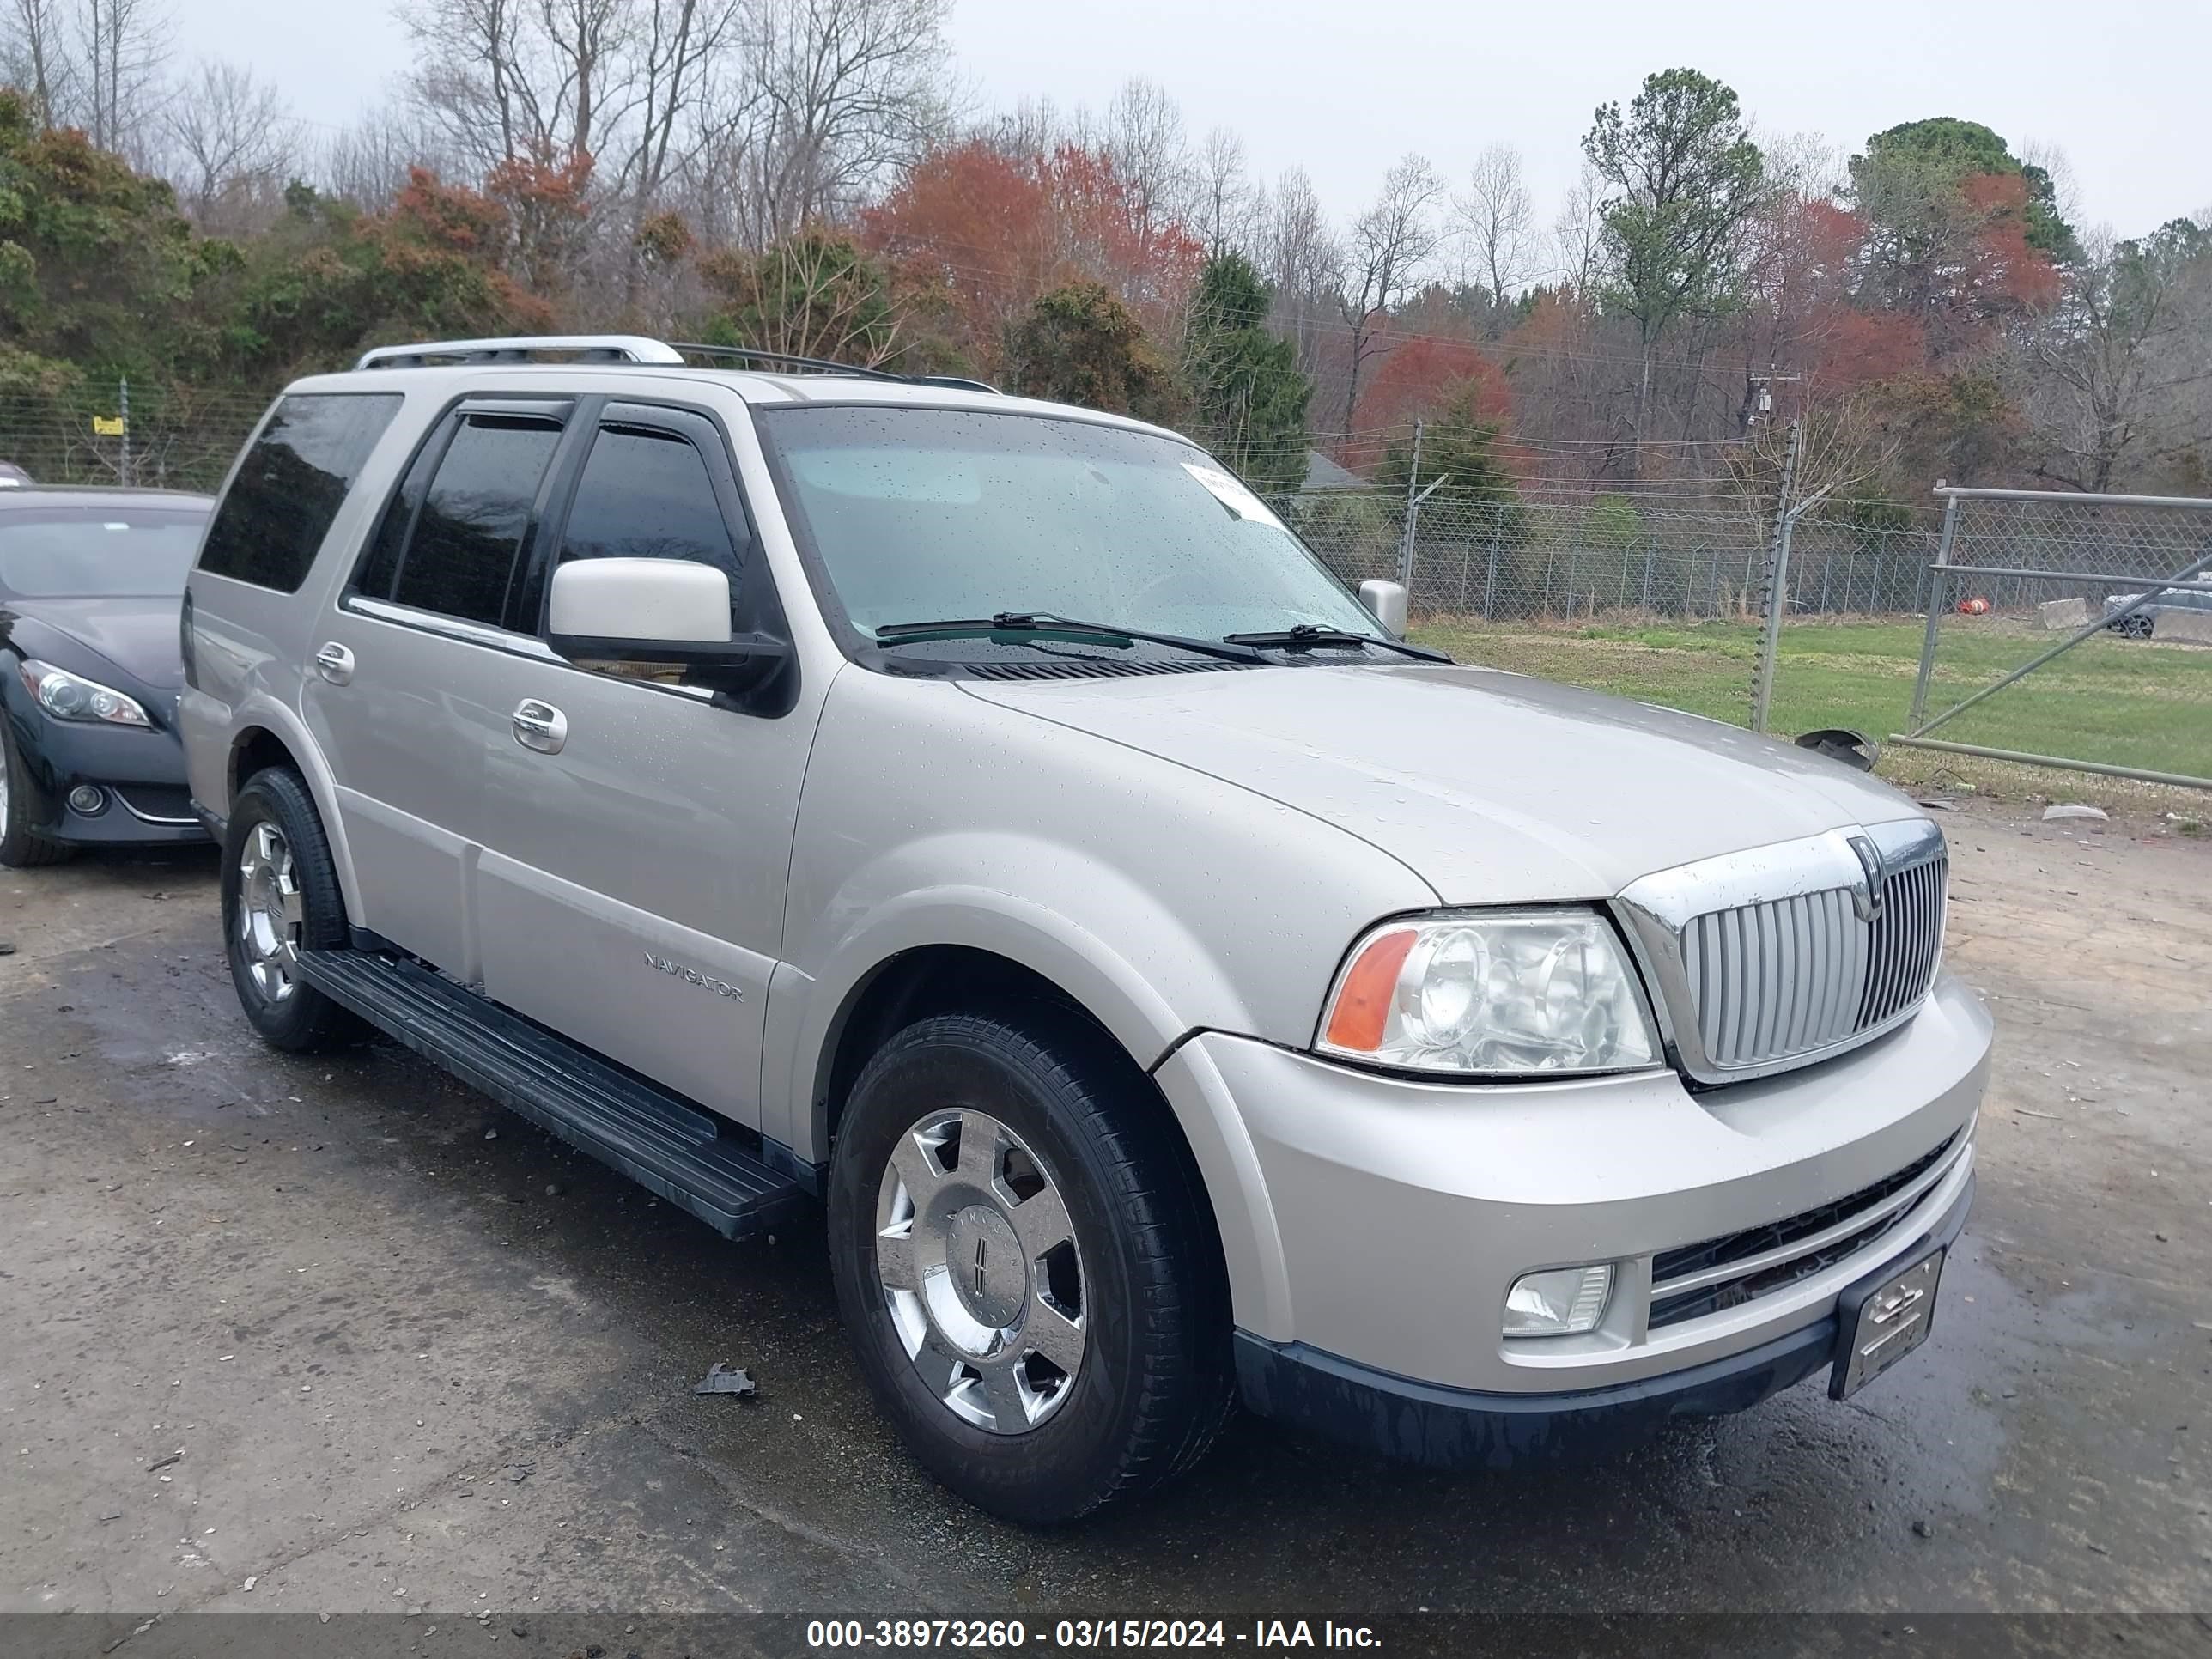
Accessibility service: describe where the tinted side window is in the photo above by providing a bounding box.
[197,393,403,592]
[355,422,444,600]
[382,415,562,628]
[558,426,743,585]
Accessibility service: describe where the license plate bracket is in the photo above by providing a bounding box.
[1829,1246,1944,1400]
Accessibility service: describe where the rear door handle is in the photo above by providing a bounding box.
[313,642,354,685]
[512,699,568,754]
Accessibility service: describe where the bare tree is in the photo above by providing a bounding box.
[400,0,664,173]
[1102,76,1185,247]
[1550,161,1607,297]
[623,0,745,217]
[1259,167,1340,386]
[2021,220,2212,491]
[15,0,171,156]
[1,0,76,127]
[1189,124,1257,256]
[402,0,535,168]
[320,102,458,209]
[726,0,954,245]
[161,59,297,233]
[1334,152,1442,429]
[1450,142,1534,325]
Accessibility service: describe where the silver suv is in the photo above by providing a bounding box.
[181,336,1989,1522]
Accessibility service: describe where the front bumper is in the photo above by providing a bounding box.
[1152,970,1990,1416]
[1236,1176,1971,1469]
[5,703,207,847]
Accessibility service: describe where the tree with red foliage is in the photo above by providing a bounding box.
[1850,118,2071,354]
[483,152,595,298]
[861,137,1204,380]
[1351,336,1511,434]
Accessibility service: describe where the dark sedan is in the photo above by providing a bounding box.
[0,488,215,865]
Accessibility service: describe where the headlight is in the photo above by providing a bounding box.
[18,659,153,727]
[1318,908,1659,1076]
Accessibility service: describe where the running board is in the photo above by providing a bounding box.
[295,950,806,1240]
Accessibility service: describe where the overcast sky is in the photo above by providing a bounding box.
[175,0,2212,244]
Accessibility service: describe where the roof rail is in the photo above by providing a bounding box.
[667,342,908,382]
[350,332,1003,393]
[355,335,688,369]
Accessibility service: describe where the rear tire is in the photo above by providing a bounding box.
[221,767,362,1052]
[827,1007,1233,1524]
[0,716,76,867]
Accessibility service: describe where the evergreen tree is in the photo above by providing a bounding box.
[1182,252,1311,494]
[1006,282,1176,422]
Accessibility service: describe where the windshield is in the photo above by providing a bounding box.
[759,406,1385,647]
[0,508,207,599]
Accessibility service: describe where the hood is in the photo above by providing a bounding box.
[0,595,185,692]
[961,662,1920,903]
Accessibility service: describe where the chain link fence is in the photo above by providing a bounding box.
[1280,487,1937,623]
[1275,482,1942,732]
[0,382,269,495]
[1893,487,2212,789]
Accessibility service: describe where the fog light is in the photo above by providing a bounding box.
[67,784,107,815]
[1504,1263,1613,1336]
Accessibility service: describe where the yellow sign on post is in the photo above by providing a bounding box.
[92,416,126,436]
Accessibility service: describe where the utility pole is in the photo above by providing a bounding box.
[1744,364,1802,431]
[1751,417,1802,732]
[1396,417,1424,588]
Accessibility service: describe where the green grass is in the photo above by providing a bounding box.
[1409,616,2212,800]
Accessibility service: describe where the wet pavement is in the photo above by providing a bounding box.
[3,803,2209,1620]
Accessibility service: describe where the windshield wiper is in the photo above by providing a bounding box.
[1221,623,1451,662]
[872,611,1265,665]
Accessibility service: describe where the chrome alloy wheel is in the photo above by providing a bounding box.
[235,821,304,1002]
[874,1108,1086,1435]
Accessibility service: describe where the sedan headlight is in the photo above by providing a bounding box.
[1318,908,1659,1076]
[18,659,153,727]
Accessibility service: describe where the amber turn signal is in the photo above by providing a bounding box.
[1321,927,1417,1052]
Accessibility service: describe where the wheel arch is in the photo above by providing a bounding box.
[794,927,1285,1345]
[219,702,363,921]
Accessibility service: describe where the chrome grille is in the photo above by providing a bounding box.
[1859,854,1948,1029]
[1679,852,1947,1072]
[1618,821,1951,1084]
[1682,886,1867,1068]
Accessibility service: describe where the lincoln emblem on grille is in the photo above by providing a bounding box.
[1846,834,1887,923]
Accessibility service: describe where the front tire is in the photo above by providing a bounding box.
[0,716,75,867]
[221,768,361,1052]
[828,1010,1232,1523]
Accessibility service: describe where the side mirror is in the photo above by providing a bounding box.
[1358,579,1408,637]
[547,557,787,693]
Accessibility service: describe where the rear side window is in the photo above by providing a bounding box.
[197,393,402,592]
[361,413,562,629]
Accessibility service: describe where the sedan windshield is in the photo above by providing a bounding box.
[0,508,207,599]
[759,406,1387,649]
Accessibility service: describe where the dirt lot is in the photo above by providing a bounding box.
[3,798,2209,1630]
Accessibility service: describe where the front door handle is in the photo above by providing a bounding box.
[511,699,568,754]
[313,642,355,685]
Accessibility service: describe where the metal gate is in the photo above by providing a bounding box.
[1893,486,2212,790]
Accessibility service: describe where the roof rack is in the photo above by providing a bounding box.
[665,342,1000,394]
[356,335,688,369]
[352,333,1000,393]
[667,342,905,381]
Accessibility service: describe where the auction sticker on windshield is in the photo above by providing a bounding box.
[1182,461,1286,529]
